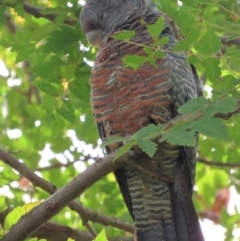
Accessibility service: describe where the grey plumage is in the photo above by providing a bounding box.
[80,1,204,240]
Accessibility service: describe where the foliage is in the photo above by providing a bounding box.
[4,201,41,230]
[0,0,240,241]
[94,229,108,241]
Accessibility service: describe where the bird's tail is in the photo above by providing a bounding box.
[136,163,205,241]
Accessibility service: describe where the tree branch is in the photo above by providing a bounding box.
[0,209,133,241]
[197,156,240,168]
[220,36,240,46]
[35,154,95,171]
[27,222,94,241]
[35,159,80,171]
[0,207,92,241]
[0,149,134,236]
[0,149,134,241]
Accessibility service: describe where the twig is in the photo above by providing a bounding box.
[85,223,97,238]
[4,11,17,34]
[198,210,219,223]
[35,154,97,171]
[197,157,240,168]
[35,159,81,171]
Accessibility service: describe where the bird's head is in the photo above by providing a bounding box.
[79,0,156,49]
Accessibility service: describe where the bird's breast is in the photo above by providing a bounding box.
[90,40,173,139]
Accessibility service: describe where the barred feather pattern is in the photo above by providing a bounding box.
[82,2,205,240]
[91,21,197,233]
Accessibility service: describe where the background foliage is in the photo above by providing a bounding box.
[0,0,240,240]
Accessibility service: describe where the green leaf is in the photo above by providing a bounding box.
[14,3,25,17]
[63,99,74,112]
[179,33,200,53]
[191,117,230,141]
[147,16,165,41]
[4,201,41,230]
[34,80,59,97]
[14,43,35,63]
[67,238,74,241]
[94,229,108,241]
[41,25,81,53]
[205,97,238,116]
[69,80,90,102]
[112,30,135,41]
[160,128,196,146]
[156,36,169,46]
[137,139,157,157]
[154,50,165,59]
[202,58,221,82]
[122,55,148,70]
[25,105,45,119]
[39,95,57,112]
[185,28,201,44]
[30,61,60,82]
[144,47,154,55]
[178,97,210,114]
[0,196,6,212]
[113,141,136,161]
[182,0,198,7]
[56,106,76,124]
[194,30,221,55]
[133,124,164,139]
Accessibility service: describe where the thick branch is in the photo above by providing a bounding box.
[29,222,93,241]
[33,222,133,241]
[4,207,89,241]
[0,149,134,236]
[0,209,132,241]
[197,157,240,168]
[0,208,92,241]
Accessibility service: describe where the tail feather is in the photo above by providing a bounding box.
[137,223,176,241]
[135,163,204,241]
[173,162,204,241]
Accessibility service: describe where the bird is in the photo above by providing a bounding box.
[80,0,205,240]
